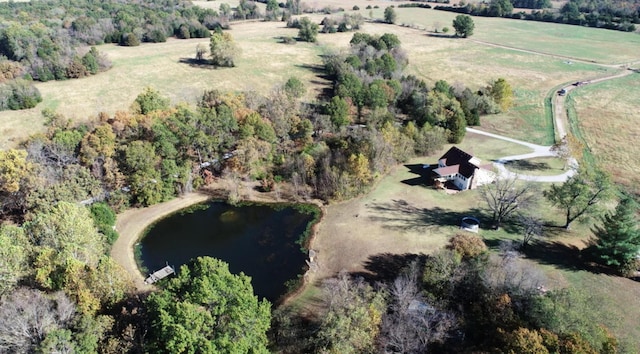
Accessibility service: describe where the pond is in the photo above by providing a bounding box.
[139,201,318,303]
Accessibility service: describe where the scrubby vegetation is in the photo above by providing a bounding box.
[272,235,621,353]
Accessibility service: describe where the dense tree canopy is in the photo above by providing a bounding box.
[145,257,271,354]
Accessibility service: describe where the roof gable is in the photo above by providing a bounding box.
[437,146,478,178]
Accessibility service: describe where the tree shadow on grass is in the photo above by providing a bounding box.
[178,57,218,69]
[426,33,456,39]
[351,252,427,284]
[504,159,553,172]
[366,199,489,233]
[295,63,333,99]
[520,240,583,270]
[518,240,622,276]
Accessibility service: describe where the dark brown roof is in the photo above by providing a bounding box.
[433,165,460,176]
[436,147,477,178]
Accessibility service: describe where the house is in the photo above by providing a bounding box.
[433,146,495,190]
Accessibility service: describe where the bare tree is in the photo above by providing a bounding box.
[519,214,543,249]
[480,177,538,229]
[0,288,75,353]
[380,262,457,353]
[483,244,547,297]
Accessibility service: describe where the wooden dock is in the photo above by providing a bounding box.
[144,265,175,284]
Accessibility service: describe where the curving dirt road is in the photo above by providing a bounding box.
[552,68,636,140]
[466,127,576,182]
[466,39,639,182]
[111,192,211,290]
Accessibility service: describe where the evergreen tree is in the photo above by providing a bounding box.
[590,197,640,272]
[298,17,319,42]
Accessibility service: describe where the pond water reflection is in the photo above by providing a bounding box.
[139,201,315,302]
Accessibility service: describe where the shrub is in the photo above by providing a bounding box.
[89,202,119,246]
[120,33,140,46]
[446,233,487,259]
[353,5,360,10]
[0,79,42,111]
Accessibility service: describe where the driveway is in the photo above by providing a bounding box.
[466,127,577,183]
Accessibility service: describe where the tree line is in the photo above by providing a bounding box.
[434,0,638,32]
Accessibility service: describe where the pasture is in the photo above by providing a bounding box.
[387,6,640,65]
[567,73,640,195]
[1,4,635,148]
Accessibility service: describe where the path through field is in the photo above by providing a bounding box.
[467,37,640,182]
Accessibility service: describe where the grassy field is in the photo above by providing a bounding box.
[504,156,568,176]
[387,7,640,65]
[3,3,637,148]
[567,73,640,195]
[0,22,326,149]
[297,130,640,350]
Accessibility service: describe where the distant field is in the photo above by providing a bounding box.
[1,3,638,149]
[389,7,640,65]
[0,22,325,148]
[567,73,640,194]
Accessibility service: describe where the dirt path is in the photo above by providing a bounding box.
[111,192,211,290]
[552,68,636,140]
[470,39,639,68]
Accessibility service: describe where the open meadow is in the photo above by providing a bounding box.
[567,73,640,195]
[0,7,625,148]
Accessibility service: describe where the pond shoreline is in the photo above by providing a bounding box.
[111,178,324,299]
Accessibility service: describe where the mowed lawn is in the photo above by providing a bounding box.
[568,73,640,195]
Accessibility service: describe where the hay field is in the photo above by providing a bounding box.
[0,22,325,149]
[568,73,640,194]
[0,4,637,149]
[389,7,640,65]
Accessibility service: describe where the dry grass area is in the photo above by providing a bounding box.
[0,7,630,148]
[569,73,640,195]
[0,22,326,149]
